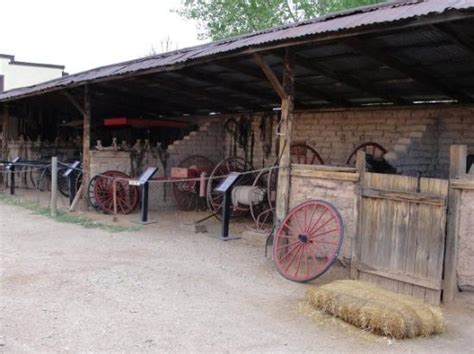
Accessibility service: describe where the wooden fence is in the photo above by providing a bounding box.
[289,145,472,304]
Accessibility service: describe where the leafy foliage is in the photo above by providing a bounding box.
[175,0,386,40]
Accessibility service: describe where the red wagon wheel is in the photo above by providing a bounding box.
[93,171,139,214]
[273,200,344,282]
[290,143,324,165]
[346,142,387,166]
[206,157,255,218]
[173,155,214,211]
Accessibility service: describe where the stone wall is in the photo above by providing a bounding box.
[289,173,357,260]
[457,188,474,291]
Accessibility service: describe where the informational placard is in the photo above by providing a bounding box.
[129,167,159,186]
[63,161,81,177]
[215,172,241,193]
[6,157,20,171]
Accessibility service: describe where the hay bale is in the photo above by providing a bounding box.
[305,280,445,339]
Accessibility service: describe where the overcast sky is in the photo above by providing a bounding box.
[1,0,206,74]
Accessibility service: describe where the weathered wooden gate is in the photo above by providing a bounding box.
[351,170,449,304]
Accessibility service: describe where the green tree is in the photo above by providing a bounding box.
[175,0,385,40]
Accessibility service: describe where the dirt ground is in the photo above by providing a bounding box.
[1,201,474,352]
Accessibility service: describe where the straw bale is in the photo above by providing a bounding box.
[305,280,445,339]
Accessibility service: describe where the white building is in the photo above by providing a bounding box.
[0,54,66,92]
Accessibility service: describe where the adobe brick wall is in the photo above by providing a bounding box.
[292,106,474,178]
[167,117,225,172]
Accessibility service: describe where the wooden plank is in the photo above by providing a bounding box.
[275,48,294,224]
[253,53,287,101]
[421,178,448,304]
[353,262,442,291]
[351,151,366,279]
[292,163,357,173]
[362,187,446,206]
[444,145,467,302]
[291,169,360,182]
[450,178,474,190]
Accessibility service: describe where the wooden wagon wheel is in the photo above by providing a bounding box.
[206,157,255,218]
[346,142,387,166]
[172,155,214,211]
[249,165,278,230]
[93,171,139,214]
[290,143,324,165]
[273,200,344,282]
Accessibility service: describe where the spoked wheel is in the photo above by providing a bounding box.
[273,200,344,282]
[206,157,254,218]
[87,175,101,211]
[172,155,214,211]
[58,167,70,197]
[346,142,387,166]
[93,171,139,214]
[249,166,277,230]
[290,144,324,165]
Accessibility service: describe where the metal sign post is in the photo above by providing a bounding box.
[215,172,242,241]
[129,167,159,224]
[6,157,20,195]
[63,161,81,206]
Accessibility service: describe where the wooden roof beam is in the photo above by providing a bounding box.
[294,53,408,105]
[181,68,279,104]
[253,53,287,100]
[433,24,474,54]
[133,76,260,111]
[345,38,473,103]
[219,57,350,106]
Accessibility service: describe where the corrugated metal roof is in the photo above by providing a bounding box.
[1,0,473,103]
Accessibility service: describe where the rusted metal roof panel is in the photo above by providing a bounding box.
[1,0,473,102]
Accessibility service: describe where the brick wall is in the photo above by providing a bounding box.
[292,106,474,178]
[167,118,225,172]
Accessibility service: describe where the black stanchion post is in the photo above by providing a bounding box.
[130,167,158,225]
[215,172,241,241]
[141,181,150,223]
[7,157,20,196]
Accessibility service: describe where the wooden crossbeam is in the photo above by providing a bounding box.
[253,53,287,100]
[346,38,472,103]
[61,91,86,116]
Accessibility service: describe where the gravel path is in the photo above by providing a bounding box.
[1,202,473,352]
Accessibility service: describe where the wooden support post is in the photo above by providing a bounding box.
[82,86,91,209]
[351,151,366,279]
[444,145,467,302]
[50,156,58,217]
[1,104,9,160]
[275,48,295,224]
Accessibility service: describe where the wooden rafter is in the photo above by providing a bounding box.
[434,24,474,53]
[221,57,349,106]
[294,53,408,104]
[345,38,473,103]
[180,68,279,104]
